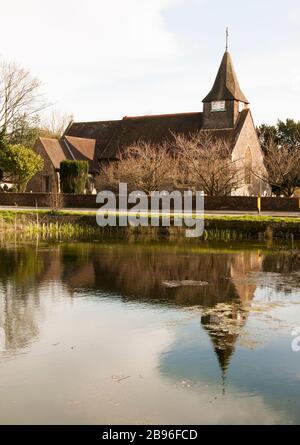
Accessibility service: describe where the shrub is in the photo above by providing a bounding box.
[60,160,89,194]
[0,143,44,192]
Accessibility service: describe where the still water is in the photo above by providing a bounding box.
[0,241,300,425]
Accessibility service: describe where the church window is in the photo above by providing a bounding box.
[44,176,50,192]
[211,101,226,112]
[245,147,252,185]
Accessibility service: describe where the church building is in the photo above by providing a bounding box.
[28,47,268,196]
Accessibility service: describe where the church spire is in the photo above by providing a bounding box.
[202,49,249,104]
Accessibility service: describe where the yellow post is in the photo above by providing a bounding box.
[257,195,261,214]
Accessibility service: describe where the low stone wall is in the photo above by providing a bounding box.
[0,192,299,213]
[204,196,258,211]
[205,196,300,212]
[261,197,299,212]
[0,192,98,209]
[0,192,51,208]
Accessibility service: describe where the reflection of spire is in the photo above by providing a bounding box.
[202,314,235,374]
[201,304,249,392]
[222,369,226,396]
[206,329,231,395]
[214,342,235,375]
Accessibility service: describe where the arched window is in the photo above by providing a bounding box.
[245,147,252,185]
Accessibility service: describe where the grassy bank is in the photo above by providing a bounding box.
[0,209,300,241]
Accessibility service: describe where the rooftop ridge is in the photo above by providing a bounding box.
[71,119,122,125]
[123,111,202,120]
[65,135,96,142]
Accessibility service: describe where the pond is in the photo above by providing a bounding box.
[0,240,299,425]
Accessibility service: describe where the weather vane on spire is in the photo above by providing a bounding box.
[226,27,229,52]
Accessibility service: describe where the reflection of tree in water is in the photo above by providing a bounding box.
[0,246,79,352]
[263,251,300,275]
[261,251,300,292]
[0,245,97,353]
[91,248,243,307]
[0,247,44,352]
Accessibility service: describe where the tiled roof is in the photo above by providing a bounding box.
[66,109,250,161]
[39,109,250,172]
[66,120,121,159]
[39,137,69,170]
[203,51,249,104]
[63,136,98,172]
[104,112,204,159]
[38,136,98,173]
[67,112,203,159]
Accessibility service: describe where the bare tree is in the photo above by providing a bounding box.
[7,114,41,148]
[99,134,245,196]
[47,192,65,212]
[99,141,179,194]
[172,132,244,196]
[0,60,46,138]
[40,110,73,139]
[254,141,300,197]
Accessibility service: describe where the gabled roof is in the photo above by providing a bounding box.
[64,136,96,160]
[38,136,99,173]
[39,137,69,170]
[65,120,121,158]
[38,107,251,172]
[203,51,249,104]
[63,136,98,171]
[103,112,204,159]
[66,112,203,159]
[65,109,250,161]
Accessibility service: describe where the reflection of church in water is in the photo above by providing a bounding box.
[201,253,262,386]
[0,244,267,381]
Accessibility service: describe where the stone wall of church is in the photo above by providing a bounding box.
[27,139,59,193]
[232,111,271,197]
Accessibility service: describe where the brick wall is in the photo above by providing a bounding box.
[0,193,98,208]
[204,196,258,211]
[0,192,299,213]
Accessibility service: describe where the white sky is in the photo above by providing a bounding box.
[0,0,299,125]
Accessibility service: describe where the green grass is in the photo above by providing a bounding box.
[0,209,300,243]
[204,215,300,224]
[0,209,300,223]
[0,209,300,228]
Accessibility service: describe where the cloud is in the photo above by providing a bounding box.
[0,0,180,118]
[1,0,299,123]
[0,0,178,68]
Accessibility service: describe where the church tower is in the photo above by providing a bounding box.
[202,37,249,130]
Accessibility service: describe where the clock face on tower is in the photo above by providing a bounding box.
[211,101,226,112]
